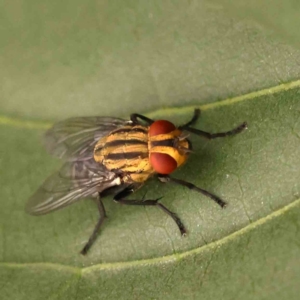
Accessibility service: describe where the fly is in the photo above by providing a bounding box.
[26,109,247,254]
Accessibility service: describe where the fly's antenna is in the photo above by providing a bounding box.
[178,132,190,141]
[178,146,194,154]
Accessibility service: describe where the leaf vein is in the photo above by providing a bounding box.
[1,196,299,273]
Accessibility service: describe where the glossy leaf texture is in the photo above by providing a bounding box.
[1,1,300,299]
[2,1,300,120]
[211,0,300,47]
[1,86,300,299]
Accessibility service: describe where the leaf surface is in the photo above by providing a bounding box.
[1,1,300,299]
[212,0,300,47]
[2,1,300,119]
[1,84,300,299]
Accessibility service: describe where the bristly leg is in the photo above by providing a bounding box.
[158,175,227,208]
[179,108,201,128]
[181,122,247,139]
[80,195,107,255]
[130,113,154,126]
[179,108,247,139]
[114,186,187,235]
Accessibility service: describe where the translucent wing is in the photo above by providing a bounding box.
[44,116,129,161]
[26,158,121,215]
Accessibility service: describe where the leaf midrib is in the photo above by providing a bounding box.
[1,79,300,130]
[1,197,299,273]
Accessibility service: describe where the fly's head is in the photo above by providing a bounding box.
[149,120,192,175]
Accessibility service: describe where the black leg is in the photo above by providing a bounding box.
[158,175,227,208]
[182,122,247,139]
[179,108,201,128]
[130,113,154,125]
[114,186,186,235]
[80,195,107,255]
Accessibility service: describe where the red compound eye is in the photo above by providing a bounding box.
[150,153,177,174]
[149,120,176,136]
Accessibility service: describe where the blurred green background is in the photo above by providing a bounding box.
[1,1,300,299]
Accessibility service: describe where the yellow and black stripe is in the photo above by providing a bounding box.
[94,125,154,182]
[94,125,190,183]
[149,130,189,168]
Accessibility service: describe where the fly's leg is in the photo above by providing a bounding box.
[80,194,107,255]
[158,175,227,208]
[179,108,247,138]
[182,122,247,139]
[179,108,201,128]
[131,108,200,127]
[130,113,154,125]
[181,117,247,140]
[114,186,186,235]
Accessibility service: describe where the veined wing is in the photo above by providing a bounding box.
[45,116,129,161]
[26,158,121,215]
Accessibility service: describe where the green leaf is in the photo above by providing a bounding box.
[2,1,300,120]
[1,84,300,299]
[1,1,300,300]
[211,0,300,47]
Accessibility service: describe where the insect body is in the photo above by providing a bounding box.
[94,121,189,183]
[26,109,247,254]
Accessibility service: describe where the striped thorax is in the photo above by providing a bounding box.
[94,121,191,183]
